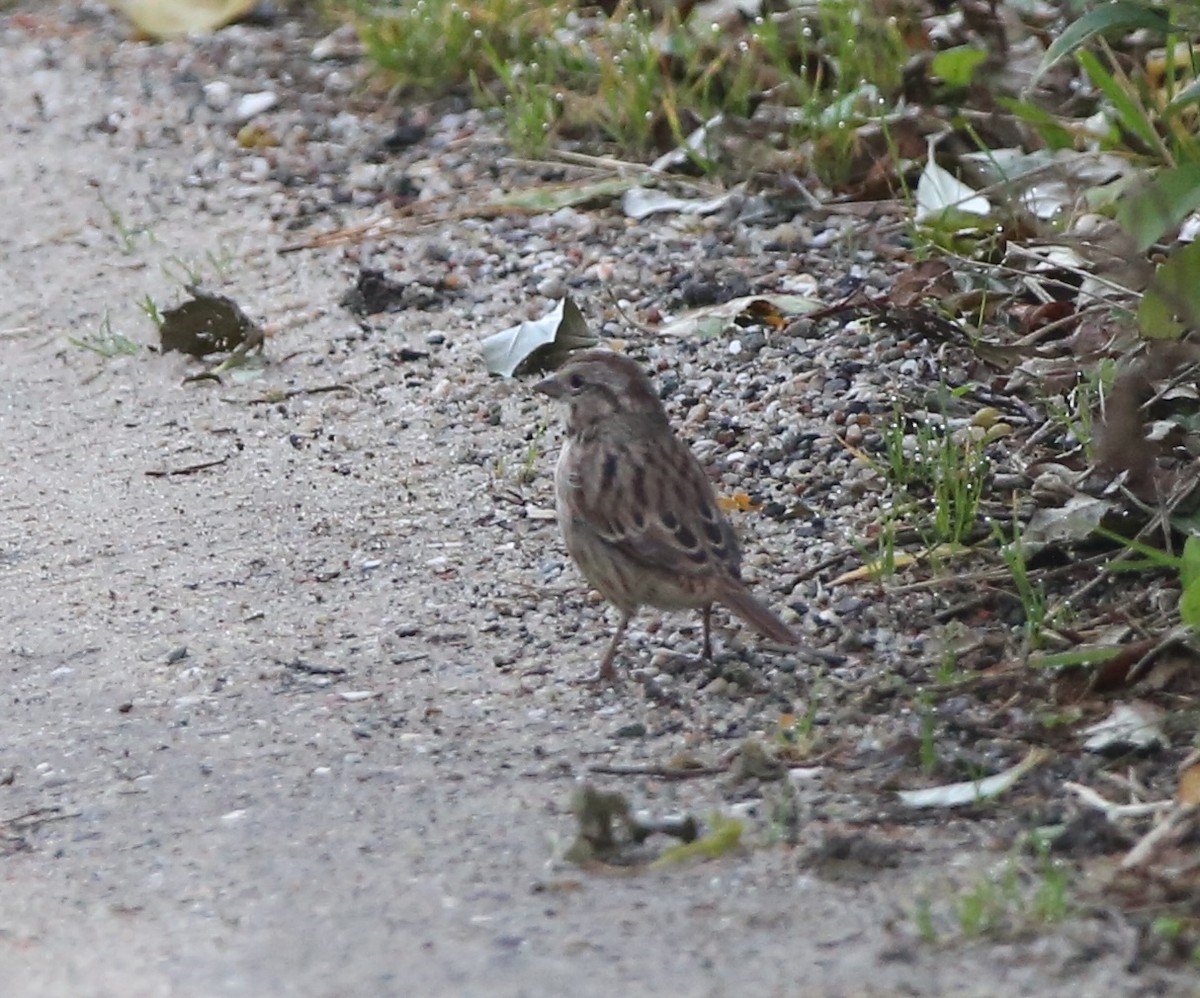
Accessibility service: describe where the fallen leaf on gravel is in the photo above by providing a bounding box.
[160,288,262,358]
[888,258,959,308]
[658,294,821,339]
[491,177,636,214]
[716,492,760,513]
[110,0,256,39]
[1082,702,1167,754]
[897,748,1050,809]
[482,296,597,378]
[621,185,737,220]
[914,153,991,225]
[1022,494,1115,550]
[831,543,970,586]
[831,551,919,585]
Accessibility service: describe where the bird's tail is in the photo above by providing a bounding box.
[719,582,797,646]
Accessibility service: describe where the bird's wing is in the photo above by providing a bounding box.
[568,431,742,580]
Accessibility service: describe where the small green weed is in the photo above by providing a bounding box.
[162,247,236,287]
[97,194,154,254]
[882,411,990,547]
[69,312,140,358]
[956,866,1020,938]
[916,690,938,775]
[516,422,547,484]
[916,843,1075,944]
[1045,360,1115,462]
[852,513,899,582]
[775,700,820,753]
[913,895,938,943]
[932,637,962,686]
[139,295,164,329]
[1149,915,1200,966]
[1030,851,1072,923]
[996,509,1050,651]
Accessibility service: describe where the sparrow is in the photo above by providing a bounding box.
[534,349,797,681]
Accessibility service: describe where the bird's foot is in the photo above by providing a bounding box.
[572,654,621,687]
[651,650,708,677]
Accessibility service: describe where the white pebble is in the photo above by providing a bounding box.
[202,80,232,111]
[536,275,566,298]
[239,156,270,182]
[235,91,278,122]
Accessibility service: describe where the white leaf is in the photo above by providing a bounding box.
[1083,702,1167,753]
[481,296,597,378]
[621,186,736,220]
[915,159,991,222]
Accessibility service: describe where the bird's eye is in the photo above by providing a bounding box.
[567,373,585,391]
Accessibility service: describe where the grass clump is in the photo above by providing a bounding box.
[882,408,991,549]
[69,312,140,358]
[916,842,1075,944]
[354,0,568,94]
[349,0,907,168]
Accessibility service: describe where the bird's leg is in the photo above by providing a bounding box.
[577,611,630,685]
[702,604,713,660]
[599,611,630,679]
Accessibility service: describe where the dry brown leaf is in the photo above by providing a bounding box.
[889,259,958,308]
[717,492,761,513]
[1178,764,1200,805]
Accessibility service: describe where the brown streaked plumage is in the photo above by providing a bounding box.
[534,349,797,682]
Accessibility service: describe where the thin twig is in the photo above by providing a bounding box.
[145,456,230,478]
[587,763,728,780]
[2,806,80,828]
[220,384,357,405]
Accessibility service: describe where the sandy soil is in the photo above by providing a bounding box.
[0,6,1190,997]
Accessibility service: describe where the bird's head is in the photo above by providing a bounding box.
[533,350,668,436]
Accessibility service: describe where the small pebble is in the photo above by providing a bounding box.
[612,722,647,738]
[202,80,232,111]
[235,90,278,122]
[536,275,566,298]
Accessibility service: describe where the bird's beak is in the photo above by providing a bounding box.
[533,373,564,399]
